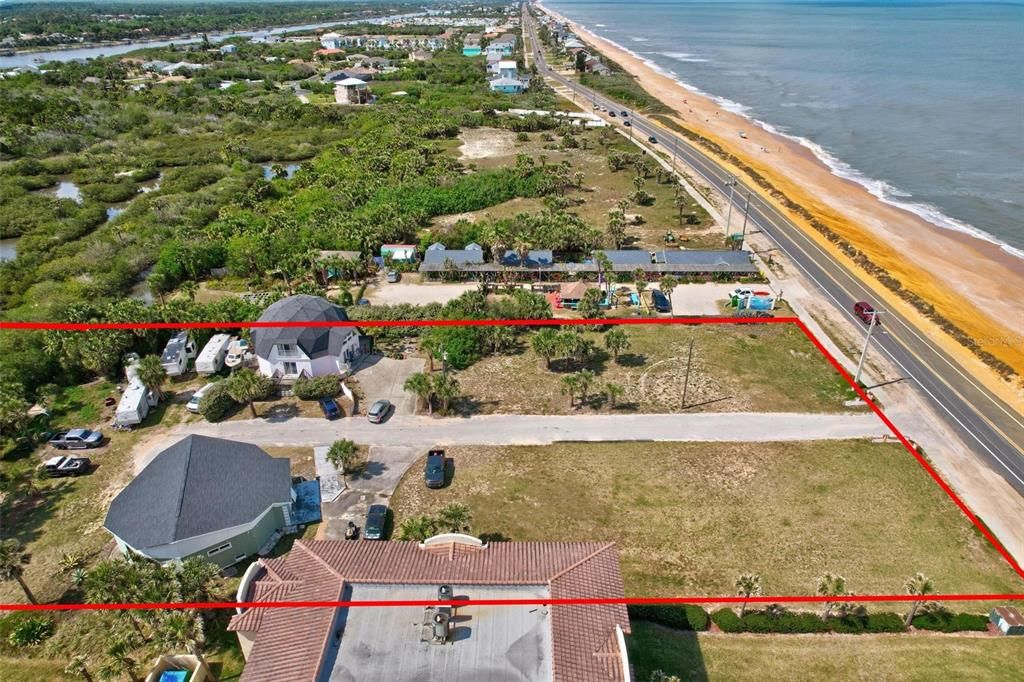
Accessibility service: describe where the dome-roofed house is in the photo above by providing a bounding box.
[104,435,322,569]
[251,294,364,381]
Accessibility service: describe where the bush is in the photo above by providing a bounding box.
[712,608,904,634]
[7,617,54,647]
[911,612,988,632]
[628,604,709,631]
[293,374,341,400]
[711,608,741,632]
[198,381,237,422]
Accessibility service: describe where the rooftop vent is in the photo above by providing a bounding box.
[438,584,453,601]
[431,610,451,644]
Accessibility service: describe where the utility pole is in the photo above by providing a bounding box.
[724,176,737,235]
[854,312,879,385]
[739,191,751,247]
[671,135,678,170]
[681,339,695,409]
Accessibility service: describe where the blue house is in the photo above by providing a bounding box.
[490,77,525,94]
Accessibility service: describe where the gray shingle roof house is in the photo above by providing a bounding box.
[229,535,630,681]
[251,295,363,380]
[104,435,294,568]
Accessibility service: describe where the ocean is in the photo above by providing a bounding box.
[543,0,1024,258]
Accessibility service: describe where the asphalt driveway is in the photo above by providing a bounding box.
[350,354,425,416]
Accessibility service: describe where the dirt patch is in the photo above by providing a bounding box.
[457,127,517,160]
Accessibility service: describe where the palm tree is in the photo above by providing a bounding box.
[604,328,630,361]
[226,368,272,418]
[659,275,679,303]
[903,572,935,627]
[735,573,763,618]
[431,373,460,414]
[606,210,626,249]
[64,655,94,682]
[575,369,595,405]
[397,515,438,541]
[135,354,168,401]
[633,268,648,308]
[97,636,140,682]
[326,439,359,488]
[155,612,209,672]
[0,539,36,604]
[179,281,199,302]
[561,373,581,407]
[404,372,434,414]
[420,333,441,372]
[604,382,624,408]
[816,573,847,622]
[531,328,561,369]
[593,250,613,297]
[437,504,472,533]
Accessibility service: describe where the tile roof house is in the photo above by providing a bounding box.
[229,535,630,681]
[104,436,297,569]
[251,295,363,381]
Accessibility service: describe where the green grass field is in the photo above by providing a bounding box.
[389,440,1023,597]
[627,622,1024,681]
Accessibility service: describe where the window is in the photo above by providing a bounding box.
[207,542,232,557]
[283,361,298,376]
[234,553,248,563]
[279,344,295,352]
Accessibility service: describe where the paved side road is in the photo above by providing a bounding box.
[176,412,883,447]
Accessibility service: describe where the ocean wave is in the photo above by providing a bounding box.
[595,23,607,27]
[577,25,1024,260]
[661,51,709,63]
[628,36,648,42]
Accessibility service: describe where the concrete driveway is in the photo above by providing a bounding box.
[317,444,423,539]
[180,412,884,448]
[364,281,477,306]
[670,282,746,316]
[350,354,425,416]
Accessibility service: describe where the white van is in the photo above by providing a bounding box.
[187,383,215,414]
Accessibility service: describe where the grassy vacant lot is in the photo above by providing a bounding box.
[627,622,1024,682]
[389,441,1022,597]
[455,323,856,414]
[437,126,720,250]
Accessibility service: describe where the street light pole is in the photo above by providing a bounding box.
[724,176,737,235]
[854,312,879,385]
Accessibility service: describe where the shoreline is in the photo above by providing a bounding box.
[536,2,1024,392]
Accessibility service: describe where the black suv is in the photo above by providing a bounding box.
[425,450,446,489]
[364,504,388,540]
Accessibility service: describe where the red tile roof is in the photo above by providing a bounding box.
[229,537,629,682]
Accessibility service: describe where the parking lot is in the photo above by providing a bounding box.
[669,282,750,316]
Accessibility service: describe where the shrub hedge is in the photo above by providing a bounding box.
[911,612,988,632]
[198,381,236,422]
[627,604,709,631]
[293,375,341,400]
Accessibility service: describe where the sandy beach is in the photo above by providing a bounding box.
[537,2,1024,402]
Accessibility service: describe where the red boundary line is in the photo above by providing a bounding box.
[1,315,1021,613]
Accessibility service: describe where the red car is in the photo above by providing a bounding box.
[854,301,879,325]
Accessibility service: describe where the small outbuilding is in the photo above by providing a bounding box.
[990,606,1024,635]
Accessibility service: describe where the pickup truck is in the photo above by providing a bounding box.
[48,429,104,450]
[42,455,91,477]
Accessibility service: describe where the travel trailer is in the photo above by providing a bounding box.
[114,380,157,427]
[196,334,233,374]
[160,331,197,377]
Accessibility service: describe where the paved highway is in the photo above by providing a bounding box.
[523,7,1024,497]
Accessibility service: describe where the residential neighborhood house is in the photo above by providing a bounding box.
[229,534,630,681]
[251,294,364,380]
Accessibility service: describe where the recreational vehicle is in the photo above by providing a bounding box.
[115,380,157,427]
[160,331,197,377]
[196,334,232,374]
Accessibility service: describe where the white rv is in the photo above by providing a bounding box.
[160,331,197,377]
[196,334,232,375]
[115,380,157,426]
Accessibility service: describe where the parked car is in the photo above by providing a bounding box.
[648,135,658,144]
[186,383,215,414]
[49,429,104,450]
[425,449,446,489]
[386,270,401,283]
[854,301,880,325]
[609,110,617,117]
[319,396,341,420]
[364,504,388,540]
[367,399,392,423]
[620,111,629,117]
[42,455,91,477]
[730,286,755,300]
[650,289,672,313]
[623,120,631,127]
